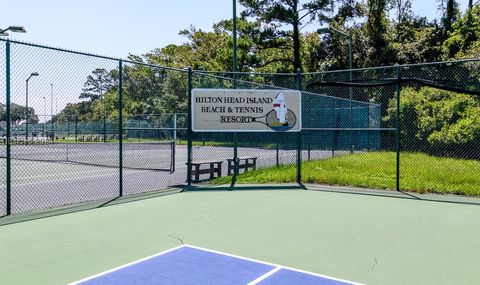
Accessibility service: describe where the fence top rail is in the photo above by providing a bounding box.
[192,71,380,106]
[122,59,187,73]
[192,71,289,88]
[0,38,187,73]
[193,58,480,77]
[302,58,480,76]
[2,38,478,79]
[1,38,120,61]
[193,70,296,76]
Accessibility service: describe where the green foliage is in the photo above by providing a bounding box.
[159,71,188,113]
[365,0,396,66]
[0,103,38,126]
[80,68,117,100]
[439,0,460,37]
[240,0,334,72]
[442,5,480,59]
[386,87,480,158]
[392,23,442,64]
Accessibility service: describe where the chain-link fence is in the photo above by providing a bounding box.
[0,39,185,215]
[1,38,479,216]
[187,62,479,195]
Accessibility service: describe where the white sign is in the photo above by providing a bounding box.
[192,89,302,132]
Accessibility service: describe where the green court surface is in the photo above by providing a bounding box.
[1,186,480,285]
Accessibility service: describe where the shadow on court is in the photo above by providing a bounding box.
[306,184,480,207]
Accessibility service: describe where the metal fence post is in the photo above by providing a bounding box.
[6,40,12,215]
[75,116,78,142]
[396,66,401,192]
[118,59,123,197]
[173,113,177,141]
[349,32,354,154]
[276,135,280,167]
[232,0,239,186]
[52,116,55,141]
[232,77,239,185]
[187,68,193,186]
[296,68,302,184]
[103,112,107,143]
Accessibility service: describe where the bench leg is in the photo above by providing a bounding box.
[195,165,200,182]
[210,163,215,179]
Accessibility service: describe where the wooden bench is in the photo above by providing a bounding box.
[187,160,223,182]
[227,157,258,175]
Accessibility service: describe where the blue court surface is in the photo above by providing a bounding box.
[70,245,362,285]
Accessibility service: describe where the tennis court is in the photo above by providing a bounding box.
[0,142,343,214]
[71,245,360,285]
[1,188,479,285]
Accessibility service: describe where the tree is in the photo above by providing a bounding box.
[333,0,365,23]
[390,17,443,64]
[80,68,117,101]
[239,0,334,72]
[53,101,93,122]
[442,5,480,59]
[121,58,167,116]
[301,32,326,72]
[365,0,395,66]
[438,0,460,37]
[385,86,480,158]
[0,103,39,127]
[146,18,263,72]
[159,71,189,113]
[389,0,412,27]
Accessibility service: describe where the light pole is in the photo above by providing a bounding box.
[50,84,53,119]
[317,27,354,153]
[25,72,39,139]
[100,82,107,142]
[50,83,53,139]
[50,83,55,140]
[0,26,26,37]
[43,96,46,137]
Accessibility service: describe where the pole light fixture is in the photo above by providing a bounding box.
[0,26,27,37]
[25,72,40,139]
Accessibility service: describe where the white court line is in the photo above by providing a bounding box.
[70,244,363,285]
[12,168,116,182]
[68,245,186,285]
[246,266,282,285]
[8,167,167,188]
[184,244,363,285]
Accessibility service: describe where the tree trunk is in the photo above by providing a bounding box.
[292,20,302,72]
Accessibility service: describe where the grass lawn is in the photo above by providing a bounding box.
[211,152,480,196]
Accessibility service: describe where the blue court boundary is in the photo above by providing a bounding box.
[69,244,362,285]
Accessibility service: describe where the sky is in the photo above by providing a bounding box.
[0,0,470,120]
[1,0,470,59]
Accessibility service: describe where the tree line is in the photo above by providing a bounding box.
[41,0,479,158]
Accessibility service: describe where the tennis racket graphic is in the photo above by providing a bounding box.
[249,109,297,131]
